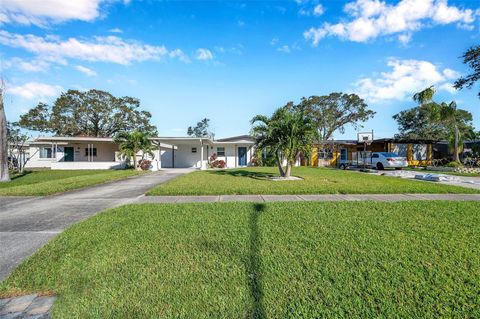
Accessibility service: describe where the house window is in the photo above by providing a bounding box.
[318,148,333,160]
[217,147,225,156]
[39,147,53,158]
[85,148,97,157]
[191,147,197,153]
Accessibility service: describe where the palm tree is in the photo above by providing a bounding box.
[114,130,154,170]
[413,86,473,163]
[0,80,10,182]
[251,104,317,178]
[436,101,471,163]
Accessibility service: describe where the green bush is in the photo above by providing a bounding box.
[445,161,462,168]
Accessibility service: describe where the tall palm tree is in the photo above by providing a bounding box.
[114,130,154,170]
[251,104,317,178]
[0,81,10,182]
[436,101,471,163]
[413,86,473,163]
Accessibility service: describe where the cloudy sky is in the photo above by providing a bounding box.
[1,0,479,139]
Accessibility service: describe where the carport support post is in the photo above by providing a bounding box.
[200,139,204,170]
[157,142,162,169]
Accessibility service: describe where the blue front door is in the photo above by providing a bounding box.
[238,147,247,166]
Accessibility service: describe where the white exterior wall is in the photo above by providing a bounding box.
[25,145,56,168]
[159,143,209,169]
[212,143,254,168]
[25,142,120,169]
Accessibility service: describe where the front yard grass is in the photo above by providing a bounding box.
[148,167,477,195]
[1,201,479,318]
[0,169,144,196]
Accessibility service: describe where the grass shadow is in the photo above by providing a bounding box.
[9,170,32,181]
[208,169,275,181]
[245,203,266,318]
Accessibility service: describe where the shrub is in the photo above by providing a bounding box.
[445,161,462,168]
[138,159,152,170]
[209,153,226,169]
[250,157,260,166]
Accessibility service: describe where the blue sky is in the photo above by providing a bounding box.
[1,0,479,139]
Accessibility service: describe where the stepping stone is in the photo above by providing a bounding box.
[0,294,37,315]
[25,296,56,316]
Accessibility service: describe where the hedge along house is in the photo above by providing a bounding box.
[25,135,256,170]
[306,138,434,167]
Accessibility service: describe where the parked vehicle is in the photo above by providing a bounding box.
[370,152,408,170]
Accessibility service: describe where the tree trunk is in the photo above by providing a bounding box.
[0,87,10,182]
[133,147,138,170]
[275,151,285,177]
[454,124,460,163]
[284,163,292,178]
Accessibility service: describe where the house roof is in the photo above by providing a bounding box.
[373,138,435,144]
[215,135,254,142]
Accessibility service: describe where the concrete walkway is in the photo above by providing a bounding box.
[0,169,193,281]
[0,294,55,319]
[137,193,480,203]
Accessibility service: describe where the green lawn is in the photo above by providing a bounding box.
[1,201,479,318]
[0,169,144,196]
[147,167,477,195]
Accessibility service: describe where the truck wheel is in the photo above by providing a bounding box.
[339,164,346,170]
[376,163,384,170]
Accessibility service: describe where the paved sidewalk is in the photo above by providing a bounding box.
[0,169,193,281]
[137,193,480,203]
[0,294,55,319]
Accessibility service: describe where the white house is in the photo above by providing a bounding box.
[25,135,256,170]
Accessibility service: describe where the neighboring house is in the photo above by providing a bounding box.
[305,138,434,167]
[25,135,255,170]
[433,140,480,161]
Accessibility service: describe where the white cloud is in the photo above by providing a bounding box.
[75,65,97,76]
[304,0,478,45]
[108,28,123,33]
[2,57,51,72]
[7,82,63,100]
[0,0,105,26]
[169,49,191,63]
[355,58,459,102]
[398,33,412,45]
[0,31,189,65]
[277,45,291,53]
[196,48,214,61]
[313,4,325,16]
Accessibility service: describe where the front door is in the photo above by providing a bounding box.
[64,147,74,162]
[340,148,348,163]
[238,147,247,166]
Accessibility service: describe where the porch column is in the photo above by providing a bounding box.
[91,144,94,162]
[234,144,237,168]
[200,139,204,170]
[157,142,162,169]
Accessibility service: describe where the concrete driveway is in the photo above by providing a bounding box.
[0,169,193,280]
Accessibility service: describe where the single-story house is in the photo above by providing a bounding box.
[433,140,480,161]
[306,138,434,167]
[25,135,255,170]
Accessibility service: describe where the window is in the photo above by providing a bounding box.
[317,148,333,160]
[39,147,53,158]
[372,154,379,158]
[191,147,197,153]
[217,147,225,156]
[85,148,97,157]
